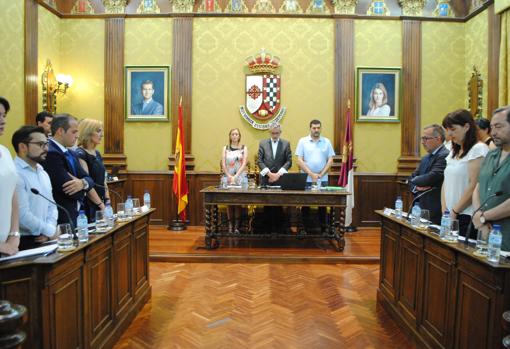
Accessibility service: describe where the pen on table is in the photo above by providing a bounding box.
[43,249,57,257]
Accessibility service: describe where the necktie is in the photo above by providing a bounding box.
[65,151,77,176]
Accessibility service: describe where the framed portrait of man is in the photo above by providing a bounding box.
[356,67,401,123]
[125,66,170,121]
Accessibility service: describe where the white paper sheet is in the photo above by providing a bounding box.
[0,244,58,262]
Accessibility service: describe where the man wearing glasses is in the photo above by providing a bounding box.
[409,124,450,224]
[12,126,58,249]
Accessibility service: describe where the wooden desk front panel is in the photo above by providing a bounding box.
[0,211,153,349]
[86,236,114,348]
[377,212,510,349]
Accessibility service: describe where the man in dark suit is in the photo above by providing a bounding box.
[257,123,292,233]
[409,124,450,224]
[41,114,96,226]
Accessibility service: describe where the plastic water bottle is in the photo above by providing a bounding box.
[317,179,322,190]
[440,210,450,239]
[125,195,133,218]
[104,200,114,228]
[77,210,89,243]
[143,190,151,209]
[487,224,502,262]
[395,196,403,219]
[411,204,421,227]
[241,176,249,189]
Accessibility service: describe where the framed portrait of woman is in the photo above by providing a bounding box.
[356,67,401,123]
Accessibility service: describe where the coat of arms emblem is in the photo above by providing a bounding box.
[240,50,286,129]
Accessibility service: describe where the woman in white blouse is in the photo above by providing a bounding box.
[0,97,20,255]
[441,109,489,239]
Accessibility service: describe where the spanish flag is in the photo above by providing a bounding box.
[173,98,189,221]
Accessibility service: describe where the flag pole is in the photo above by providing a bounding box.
[169,96,188,231]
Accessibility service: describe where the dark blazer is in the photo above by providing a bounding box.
[257,138,292,185]
[41,140,94,226]
[409,144,450,224]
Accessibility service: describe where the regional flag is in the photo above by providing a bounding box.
[173,98,189,221]
[338,103,355,226]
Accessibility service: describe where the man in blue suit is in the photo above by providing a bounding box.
[40,114,98,226]
[131,80,163,115]
[409,124,450,224]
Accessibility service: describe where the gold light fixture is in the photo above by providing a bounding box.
[42,59,73,113]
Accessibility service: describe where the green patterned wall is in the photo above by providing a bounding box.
[38,7,61,114]
[354,20,402,173]
[124,18,173,171]
[465,10,488,118]
[421,22,466,155]
[0,0,24,154]
[192,18,334,172]
[59,19,105,152]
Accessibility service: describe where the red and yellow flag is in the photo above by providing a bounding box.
[173,98,189,220]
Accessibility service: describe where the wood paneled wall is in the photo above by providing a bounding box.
[103,18,127,171]
[488,4,501,115]
[398,20,421,176]
[25,0,38,124]
[172,18,193,154]
[334,18,355,154]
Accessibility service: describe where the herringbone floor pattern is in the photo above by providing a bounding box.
[114,263,416,349]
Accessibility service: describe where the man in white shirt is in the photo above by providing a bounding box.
[12,126,58,249]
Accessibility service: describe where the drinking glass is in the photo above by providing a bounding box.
[57,224,74,251]
[117,203,127,221]
[475,228,489,256]
[132,198,141,215]
[95,211,108,232]
[419,209,430,229]
[449,219,459,242]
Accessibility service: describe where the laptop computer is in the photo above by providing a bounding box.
[277,173,308,190]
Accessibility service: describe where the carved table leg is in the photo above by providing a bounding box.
[204,204,213,249]
[332,207,345,252]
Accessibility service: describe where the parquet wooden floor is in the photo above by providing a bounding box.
[114,262,417,349]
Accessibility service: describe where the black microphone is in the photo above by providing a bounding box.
[30,188,76,238]
[464,190,503,246]
[94,183,122,203]
[406,187,437,221]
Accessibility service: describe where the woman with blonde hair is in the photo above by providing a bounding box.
[221,128,248,233]
[76,118,109,220]
[367,82,391,117]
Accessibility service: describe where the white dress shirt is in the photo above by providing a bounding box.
[0,145,17,242]
[15,157,58,237]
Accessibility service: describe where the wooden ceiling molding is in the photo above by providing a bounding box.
[487,3,501,116]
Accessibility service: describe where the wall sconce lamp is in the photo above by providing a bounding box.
[42,59,73,113]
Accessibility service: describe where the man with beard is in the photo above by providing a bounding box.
[295,119,335,232]
[473,106,510,251]
[12,126,58,249]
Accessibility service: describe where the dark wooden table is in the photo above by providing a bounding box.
[376,210,510,349]
[0,209,154,349]
[201,186,350,251]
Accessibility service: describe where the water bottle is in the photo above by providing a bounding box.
[440,210,450,239]
[77,210,89,243]
[487,224,502,263]
[395,196,403,219]
[317,179,322,190]
[241,176,248,189]
[143,190,151,209]
[125,195,133,218]
[104,200,114,228]
[411,203,421,227]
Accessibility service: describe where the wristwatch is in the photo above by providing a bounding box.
[480,212,486,224]
[8,231,20,238]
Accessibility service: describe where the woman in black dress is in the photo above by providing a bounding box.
[76,119,109,221]
[476,118,496,150]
